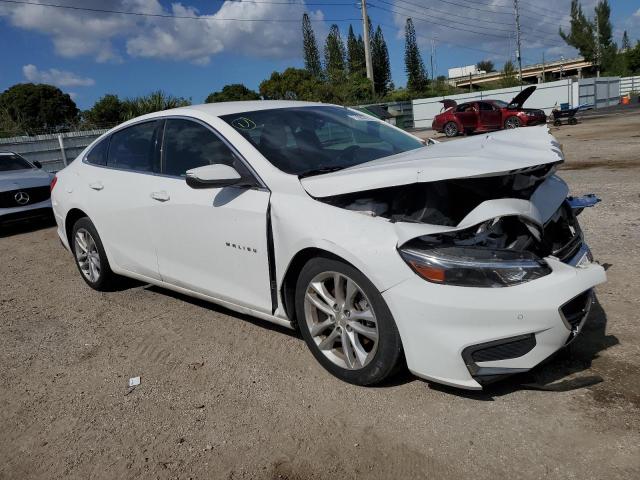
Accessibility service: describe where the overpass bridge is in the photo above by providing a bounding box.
[452,57,593,88]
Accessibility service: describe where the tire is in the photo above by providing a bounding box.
[295,257,403,386]
[504,116,521,129]
[553,119,562,126]
[71,217,119,291]
[568,117,578,125]
[443,121,459,137]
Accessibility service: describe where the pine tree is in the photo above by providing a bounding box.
[324,24,347,82]
[404,18,428,93]
[371,26,392,95]
[347,25,366,77]
[621,31,630,51]
[559,0,595,62]
[594,0,617,70]
[559,0,617,70]
[302,13,322,78]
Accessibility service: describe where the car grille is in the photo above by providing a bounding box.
[542,201,583,263]
[560,290,593,331]
[0,186,51,208]
[470,335,537,363]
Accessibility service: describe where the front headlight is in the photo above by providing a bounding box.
[399,245,551,287]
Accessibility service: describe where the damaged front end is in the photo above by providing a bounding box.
[396,201,584,288]
[319,164,598,288]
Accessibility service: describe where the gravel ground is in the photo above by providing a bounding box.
[1,110,639,479]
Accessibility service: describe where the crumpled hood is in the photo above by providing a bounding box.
[301,126,563,198]
[0,168,53,193]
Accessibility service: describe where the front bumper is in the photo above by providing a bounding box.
[524,115,547,126]
[0,199,52,225]
[383,246,606,390]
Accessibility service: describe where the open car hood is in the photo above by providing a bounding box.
[300,126,563,198]
[440,99,457,110]
[507,85,536,109]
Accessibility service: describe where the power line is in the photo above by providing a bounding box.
[441,0,572,28]
[393,0,572,42]
[393,0,510,26]
[458,0,571,19]
[0,0,359,21]
[369,2,511,39]
[374,18,512,60]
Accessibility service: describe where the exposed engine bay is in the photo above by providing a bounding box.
[320,161,593,263]
[321,162,558,226]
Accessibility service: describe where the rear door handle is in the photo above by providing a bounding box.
[150,191,170,202]
[89,182,103,191]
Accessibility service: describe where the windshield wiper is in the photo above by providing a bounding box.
[298,166,345,178]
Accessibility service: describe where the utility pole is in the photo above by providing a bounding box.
[430,39,435,83]
[361,0,375,92]
[513,0,523,86]
[469,72,473,92]
[541,51,545,83]
[594,18,601,77]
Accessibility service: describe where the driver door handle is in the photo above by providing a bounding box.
[89,182,103,191]
[150,191,170,202]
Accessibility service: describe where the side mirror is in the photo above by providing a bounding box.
[185,164,242,189]
[33,160,43,169]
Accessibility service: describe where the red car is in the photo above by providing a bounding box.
[432,86,547,137]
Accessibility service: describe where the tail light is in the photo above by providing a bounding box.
[50,175,58,192]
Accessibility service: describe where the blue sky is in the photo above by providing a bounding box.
[1,0,638,109]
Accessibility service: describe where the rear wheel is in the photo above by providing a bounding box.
[295,257,403,386]
[443,122,459,137]
[504,116,521,129]
[568,117,578,125]
[71,217,119,291]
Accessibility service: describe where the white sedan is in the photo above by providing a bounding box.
[51,101,606,390]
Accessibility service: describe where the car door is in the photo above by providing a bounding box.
[454,103,478,131]
[147,117,272,313]
[478,102,502,130]
[80,120,162,280]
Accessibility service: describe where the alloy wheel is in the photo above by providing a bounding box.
[74,228,101,283]
[444,123,458,137]
[506,117,521,128]
[304,271,379,370]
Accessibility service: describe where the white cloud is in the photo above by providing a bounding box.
[22,64,95,87]
[0,0,325,64]
[390,0,596,66]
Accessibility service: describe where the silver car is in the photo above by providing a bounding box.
[0,152,54,227]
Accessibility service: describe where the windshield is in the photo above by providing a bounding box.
[220,106,423,175]
[491,100,508,108]
[0,154,34,172]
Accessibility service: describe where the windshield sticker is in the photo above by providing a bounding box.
[348,114,374,122]
[231,117,257,130]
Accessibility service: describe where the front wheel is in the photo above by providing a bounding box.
[504,116,521,129]
[295,257,403,386]
[443,121,459,137]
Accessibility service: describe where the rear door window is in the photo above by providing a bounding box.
[107,121,159,173]
[478,102,494,111]
[162,119,244,177]
[86,137,109,166]
[456,103,475,113]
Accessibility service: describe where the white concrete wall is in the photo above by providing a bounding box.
[620,75,640,96]
[412,79,578,129]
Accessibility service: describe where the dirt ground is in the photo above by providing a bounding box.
[1,109,639,479]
